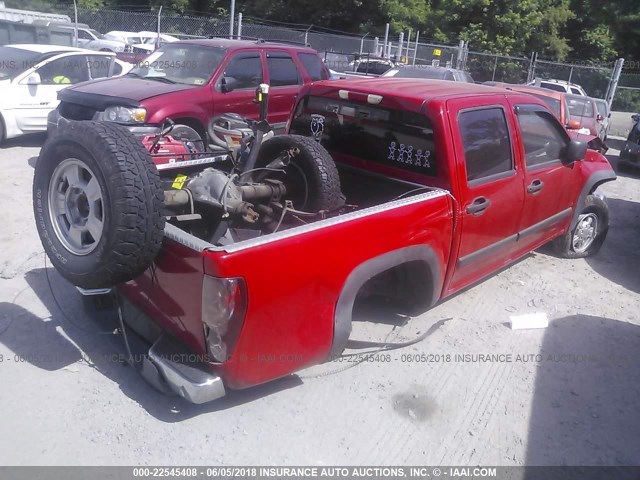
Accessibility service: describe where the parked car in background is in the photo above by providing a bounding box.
[565,94,599,137]
[323,52,351,72]
[32,21,130,53]
[349,56,395,76]
[49,39,330,145]
[381,65,474,82]
[105,30,178,53]
[593,98,611,140]
[529,77,587,96]
[0,44,124,143]
[618,113,640,169]
[482,83,606,152]
[485,83,568,121]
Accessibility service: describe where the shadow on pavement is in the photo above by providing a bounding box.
[525,315,640,467]
[0,267,301,422]
[0,132,46,149]
[586,197,640,294]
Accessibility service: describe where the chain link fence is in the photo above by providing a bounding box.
[50,6,622,102]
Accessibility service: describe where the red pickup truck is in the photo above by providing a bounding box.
[33,79,616,404]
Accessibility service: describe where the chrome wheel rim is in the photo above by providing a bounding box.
[48,158,104,255]
[572,213,598,253]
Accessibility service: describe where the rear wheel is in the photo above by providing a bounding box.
[33,120,165,289]
[552,194,609,258]
[256,135,345,212]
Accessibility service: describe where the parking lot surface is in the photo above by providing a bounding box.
[0,133,638,466]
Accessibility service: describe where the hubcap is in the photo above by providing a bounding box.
[48,159,104,255]
[572,213,598,253]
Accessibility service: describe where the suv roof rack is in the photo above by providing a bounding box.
[206,35,310,48]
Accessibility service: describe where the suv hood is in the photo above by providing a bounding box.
[59,76,196,105]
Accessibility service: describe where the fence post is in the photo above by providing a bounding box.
[412,31,419,65]
[359,32,368,55]
[491,55,498,81]
[73,0,78,47]
[397,32,403,62]
[456,40,464,70]
[605,58,625,108]
[405,29,411,62]
[304,25,312,46]
[237,12,242,39]
[373,37,379,56]
[229,0,235,38]
[156,5,162,50]
[526,52,537,83]
[383,23,389,58]
[567,66,573,84]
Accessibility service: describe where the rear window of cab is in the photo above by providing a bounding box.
[289,95,437,176]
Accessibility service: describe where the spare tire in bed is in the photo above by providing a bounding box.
[33,121,165,289]
[255,135,345,212]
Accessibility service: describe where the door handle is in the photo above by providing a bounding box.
[527,179,544,194]
[466,196,492,215]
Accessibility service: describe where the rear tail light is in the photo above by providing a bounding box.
[202,275,247,362]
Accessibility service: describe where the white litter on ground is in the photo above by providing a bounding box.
[510,312,549,330]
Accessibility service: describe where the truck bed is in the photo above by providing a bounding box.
[121,164,455,388]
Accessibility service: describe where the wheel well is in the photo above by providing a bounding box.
[173,117,207,142]
[354,260,435,316]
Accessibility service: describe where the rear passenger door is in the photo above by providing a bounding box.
[264,51,302,133]
[510,103,579,251]
[447,98,525,292]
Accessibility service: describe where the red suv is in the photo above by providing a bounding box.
[48,38,330,144]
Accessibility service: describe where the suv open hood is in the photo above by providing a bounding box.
[59,76,196,106]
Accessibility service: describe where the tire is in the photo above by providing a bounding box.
[552,194,609,258]
[0,115,5,145]
[256,135,345,212]
[33,120,165,289]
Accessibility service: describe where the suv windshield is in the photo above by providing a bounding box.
[128,44,226,85]
[0,47,43,80]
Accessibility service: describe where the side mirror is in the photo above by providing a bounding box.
[567,119,581,130]
[564,139,587,163]
[632,114,640,122]
[220,76,237,93]
[596,113,604,122]
[26,72,41,85]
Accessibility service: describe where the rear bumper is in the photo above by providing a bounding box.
[77,287,225,404]
[146,334,226,404]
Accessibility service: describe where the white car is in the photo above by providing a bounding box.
[105,30,178,53]
[529,78,587,96]
[0,44,126,143]
[32,21,130,53]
